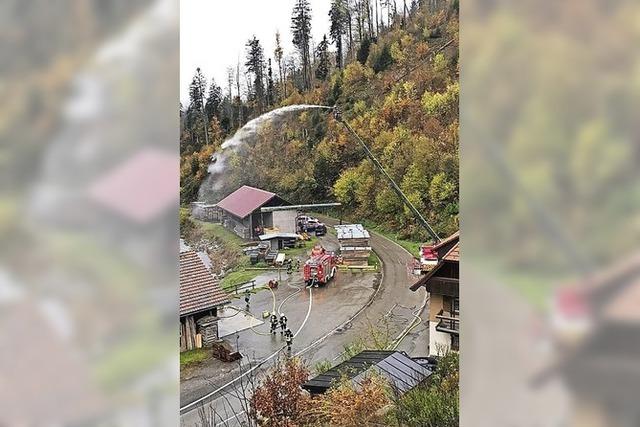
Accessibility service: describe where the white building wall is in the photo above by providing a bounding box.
[272,209,297,233]
[429,322,452,356]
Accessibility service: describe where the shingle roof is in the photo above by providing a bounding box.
[434,231,459,250]
[444,242,459,262]
[216,185,277,219]
[302,350,433,395]
[180,250,229,316]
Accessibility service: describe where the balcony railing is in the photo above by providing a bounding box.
[435,309,459,335]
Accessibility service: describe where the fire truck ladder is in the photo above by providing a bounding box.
[333,107,441,244]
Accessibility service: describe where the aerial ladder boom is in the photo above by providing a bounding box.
[333,107,441,243]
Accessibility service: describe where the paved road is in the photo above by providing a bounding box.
[305,215,428,363]
[180,217,427,426]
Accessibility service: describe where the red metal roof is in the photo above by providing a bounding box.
[180,250,229,316]
[216,185,277,219]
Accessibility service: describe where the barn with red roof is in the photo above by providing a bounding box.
[215,185,291,239]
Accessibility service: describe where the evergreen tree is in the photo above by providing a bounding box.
[357,37,372,64]
[266,58,275,106]
[274,31,285,99]
[188,67,209,146]
[245,36,266,113]
[315,35,330,81]
[329,0,347,69]
[188,68,206,111]
[291,0,312,90]
[205,78,222,121]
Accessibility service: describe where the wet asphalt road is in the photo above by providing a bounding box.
[180,217,427,425]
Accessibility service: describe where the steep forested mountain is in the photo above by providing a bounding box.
[181,0,458,241]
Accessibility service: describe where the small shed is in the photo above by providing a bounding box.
[302,350,433,395]
[216,186,291,239]
[180,250,230,352]
[258,232,300,250]
[335,224,372,266]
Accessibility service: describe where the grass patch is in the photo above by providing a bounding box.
[221,269,261,291]
[365,223,422,256]
[194,220,245,251]
[180,348,210,369]
[368,251,381,269]
[281,236,318,257]
[313,359,333,375]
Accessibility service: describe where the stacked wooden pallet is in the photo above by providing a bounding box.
[335,224,371,266]
[196,315,220,347]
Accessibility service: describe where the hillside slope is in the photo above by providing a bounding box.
[182,2,459,241]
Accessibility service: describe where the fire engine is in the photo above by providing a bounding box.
[303,245,338,287]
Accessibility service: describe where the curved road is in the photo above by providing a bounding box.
[180,217,427,425]
[306,215,428,362]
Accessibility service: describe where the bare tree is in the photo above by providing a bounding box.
[235,59,243,127]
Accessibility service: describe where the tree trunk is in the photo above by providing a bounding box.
[277,59,284,100]
[375,0,379,36]
[347,8,353,60]
[367,0,374,37]
[402,0,407,27]
[236,61,243,127]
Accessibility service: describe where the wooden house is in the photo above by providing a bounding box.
[411,232,460,356]
[179,249,230,352]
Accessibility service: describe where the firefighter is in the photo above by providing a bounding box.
[279,313,288,334]
[286,260,293,275]
[244,289,251,308]
[270,313,278,335]
[284,328,293,352]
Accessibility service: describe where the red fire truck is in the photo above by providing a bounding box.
[303,245,338,287]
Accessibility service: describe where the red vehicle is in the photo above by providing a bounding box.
[303,246,337,287]
[419,244,438,272]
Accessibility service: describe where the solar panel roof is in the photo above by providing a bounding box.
[303,350,433,395]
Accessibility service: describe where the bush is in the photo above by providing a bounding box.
[250,358,311,426]
[313,359,333,375]
[179,208,195,237]
[370,43,394,73]
[392,352,459,427]
[357,38,372,64]
[310,374,391,426]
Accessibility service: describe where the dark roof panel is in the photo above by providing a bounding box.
[303,350,432,395]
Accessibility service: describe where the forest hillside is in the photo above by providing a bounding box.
[180,0,459,241]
